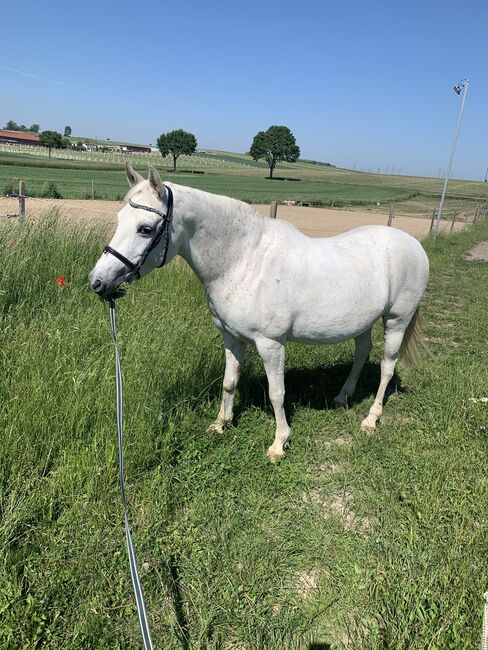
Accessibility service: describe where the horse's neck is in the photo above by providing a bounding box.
[176,187,266,286]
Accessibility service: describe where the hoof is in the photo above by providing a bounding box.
[332,394,348,409]
[360,416,377,433]
[207,421,224,434]
[267,446,285,462]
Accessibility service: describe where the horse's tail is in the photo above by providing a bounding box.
[399,307,429,366]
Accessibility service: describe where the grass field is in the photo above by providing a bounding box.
[1,146,488,211]
[0,158,416,206]
[0,211,487,648]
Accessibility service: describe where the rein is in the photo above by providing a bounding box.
[103,185,174,281]
[109,299,154,650]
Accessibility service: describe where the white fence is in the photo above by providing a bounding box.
[0,143,254,171]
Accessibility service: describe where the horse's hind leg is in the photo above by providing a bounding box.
[333,328,372,407]
[360,318,406,432]
[254,338,290,461]
[208,334,246,433]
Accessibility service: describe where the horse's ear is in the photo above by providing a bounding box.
[125,161,144,187]
[148,166,165,198]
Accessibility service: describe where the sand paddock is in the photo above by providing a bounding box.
[0,196,461,239]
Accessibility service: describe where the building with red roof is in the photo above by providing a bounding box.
[0,130,41,146]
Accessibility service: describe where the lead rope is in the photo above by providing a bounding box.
[482,592,488,650]
[108,300,154,650]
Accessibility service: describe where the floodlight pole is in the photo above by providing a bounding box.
[433,79,469,240]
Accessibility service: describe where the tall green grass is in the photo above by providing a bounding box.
[0,213,487,648]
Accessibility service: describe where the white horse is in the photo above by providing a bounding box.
[90,164,429,460]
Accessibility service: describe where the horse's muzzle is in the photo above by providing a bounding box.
[90,274,128,300]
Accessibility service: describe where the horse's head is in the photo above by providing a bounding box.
[90,163,179,300]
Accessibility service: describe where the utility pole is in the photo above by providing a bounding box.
[433,79,469,240]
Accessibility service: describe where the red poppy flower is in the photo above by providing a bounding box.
[55,276,67,286]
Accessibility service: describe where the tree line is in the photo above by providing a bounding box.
[4,121,72,137]
[4,120,40,133]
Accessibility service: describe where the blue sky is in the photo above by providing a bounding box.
[1,0,486,179]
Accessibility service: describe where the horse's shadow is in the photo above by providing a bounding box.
[234,360,402,423]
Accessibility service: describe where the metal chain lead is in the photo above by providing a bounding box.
[109,300,154,650]
[482,592,488,650]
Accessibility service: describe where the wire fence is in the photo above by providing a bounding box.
[1,190,486,238]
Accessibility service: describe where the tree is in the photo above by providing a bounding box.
[39,130,64,157]
[64,125,72,137]
[5,120,18,131]
[29,124,40,133]
[157,129,197,171]
[249,125,300,179]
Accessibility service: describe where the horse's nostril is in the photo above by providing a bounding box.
[92,278,102,291]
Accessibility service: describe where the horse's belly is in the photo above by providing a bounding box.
[289,301,383,344]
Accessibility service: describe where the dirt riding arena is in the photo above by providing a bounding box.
[0,196,462,239]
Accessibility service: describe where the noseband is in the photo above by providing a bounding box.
[103,185,174,282]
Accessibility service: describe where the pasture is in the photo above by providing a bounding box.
[0,157,415,206]
[2,146,488,215]
[0,207,487,648]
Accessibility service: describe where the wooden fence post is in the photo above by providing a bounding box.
[269,201,277,219]
[473,203,480,224]
[450,210,457,232]
[429,208,436,235]
[387,204,394,226]
[19,180,25,221]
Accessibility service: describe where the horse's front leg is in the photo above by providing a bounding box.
[255,338,290,461]
[208,334,246,433]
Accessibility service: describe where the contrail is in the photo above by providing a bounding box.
[0,65,76,88]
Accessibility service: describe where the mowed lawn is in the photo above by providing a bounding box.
[0,212,487,648]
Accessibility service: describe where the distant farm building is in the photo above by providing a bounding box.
[82,141,151,154]
[119,142,151,153]
[0,130,41,146]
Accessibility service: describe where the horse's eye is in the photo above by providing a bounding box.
[138,225,153,236]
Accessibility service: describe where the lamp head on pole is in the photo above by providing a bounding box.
[453,79,469,95]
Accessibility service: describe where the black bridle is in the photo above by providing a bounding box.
[103,185,174,282]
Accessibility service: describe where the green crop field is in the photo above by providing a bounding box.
[0,161,416,206]
[0,211,487,648]
[1,146,488,210]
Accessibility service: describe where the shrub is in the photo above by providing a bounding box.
[41,182,62,199]
[3,177,16,196]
